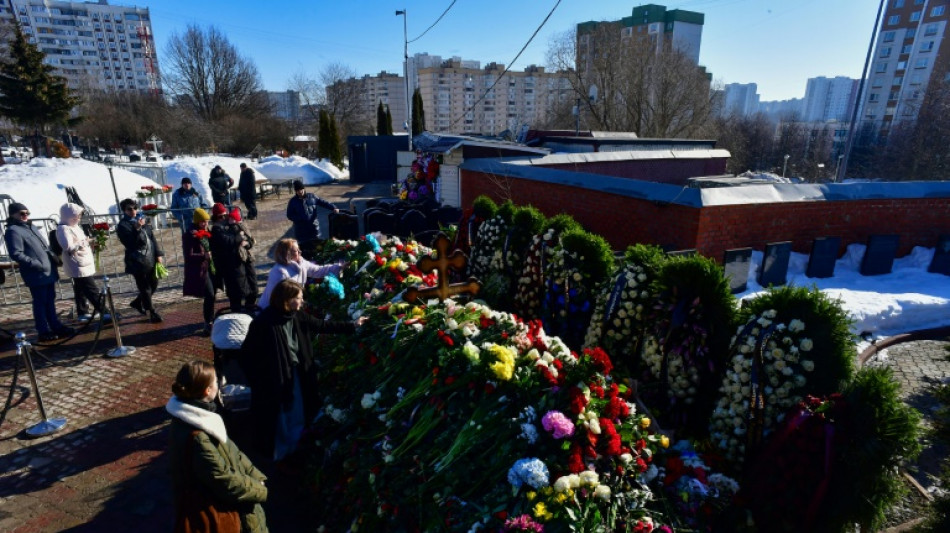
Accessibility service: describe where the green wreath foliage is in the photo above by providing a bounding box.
[542,213,582,234]
[739,285,855,395]
[472,195,498,220]
[496,199,516,224]
[510,205,546,253]
[559,229,615,282]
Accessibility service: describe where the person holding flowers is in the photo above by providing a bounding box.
[183,208,221,335]
[117,198,165,323]
[258,238,343,310]
[55,203,109,322]
[240,279,366,461]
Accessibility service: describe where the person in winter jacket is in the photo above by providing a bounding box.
[208,166,234,206]
[285,180,337,260]
[55,203,109,322]
[238,163,258,220]
[228,207,258,311]
[170,177,207,233]
[116,198,165,323]
[258,238,342,310]
[209,203,252,313]
[239,280,364,460]
[167,360,268,533]
[182,208,221,334]
[3,202,73,341]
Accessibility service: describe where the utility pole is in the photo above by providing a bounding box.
[396,10,412,151]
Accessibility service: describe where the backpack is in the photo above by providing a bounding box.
[47,228,64,267]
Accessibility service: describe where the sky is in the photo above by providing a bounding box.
[144,0,882,102]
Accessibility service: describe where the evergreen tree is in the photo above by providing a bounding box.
[328,114,344,169]
[317,109,330,160]
[377,101,388,136]
[385,106,394,135]
[412,88,426,136]
[0,25,80,157]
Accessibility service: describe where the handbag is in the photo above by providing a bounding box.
[174,431,242,533]
[47,249,63,268]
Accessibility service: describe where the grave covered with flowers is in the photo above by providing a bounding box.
[300,197,923,532]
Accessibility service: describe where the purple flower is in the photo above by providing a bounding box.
[504,514,544,532]
[541,410,575,439]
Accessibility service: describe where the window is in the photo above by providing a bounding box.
[915,58,928,68]
[897,60,907,69]
[880,46,892,58]
[883,31,896,42]
[893,76,903,85]
[895,0,905,6]
[915,0,924,5]
[921,40,935,51]
[925,23,938,35]
[910,11,921,22]
[869,93,879,102]
[888,15,900,25]
[934,6,946,16]
[902,44,914,54]
[888,90,899,100]
[872,76,884,87]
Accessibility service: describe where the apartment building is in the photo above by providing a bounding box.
[721,83,760,117]
[415,58,572,136]
[359,71,408,134]
[860,0,950,133]
[0,0,159,94]
[577,4,704,75]
[266,90,302,123]
[803,76,859,123]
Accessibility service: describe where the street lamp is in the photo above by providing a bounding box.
[816,163,825,182]
[834,154,845,183]
[104,158,121,215]
[396,9,412,151]
[782,154,790,179]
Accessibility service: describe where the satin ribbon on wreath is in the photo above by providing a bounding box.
[805,417,836,528]
[502,228,513,267]
[746,322,778,455]
[602,271,628,328]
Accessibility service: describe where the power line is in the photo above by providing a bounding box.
[408,0,458,44]
[450,0,562,128]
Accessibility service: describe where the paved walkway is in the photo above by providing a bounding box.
[0,181,390,532]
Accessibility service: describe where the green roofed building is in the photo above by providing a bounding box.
[577,4,705,66]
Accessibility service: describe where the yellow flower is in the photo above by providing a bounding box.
[660,435,670,448]
[640,417,651,429]
[532,502,553,521]
[488,344,516,381]
[526,491,537,501]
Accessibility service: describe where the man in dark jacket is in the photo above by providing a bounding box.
[116,198,165,323]
[209,203,252,312]
[3,202,73,341]
[285,180,338,259]
[208,165,234,206]
[238,163,258,220]
[169,177,206,233]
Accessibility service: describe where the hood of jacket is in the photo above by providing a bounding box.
[166,395,228,443]
[59,202,83,221]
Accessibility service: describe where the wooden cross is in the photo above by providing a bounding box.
[405,233,481,303]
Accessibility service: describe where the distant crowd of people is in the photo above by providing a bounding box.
[3,163,361,532]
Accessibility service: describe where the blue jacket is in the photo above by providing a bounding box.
[170,187,206,233]
[4,218,59,287]
[286,192,335,241]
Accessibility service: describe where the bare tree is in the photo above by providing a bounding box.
[163,25,270,122]
[323,62,374,139]
[547,26,718,137]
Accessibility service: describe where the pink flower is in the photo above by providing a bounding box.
[541,410,575,439]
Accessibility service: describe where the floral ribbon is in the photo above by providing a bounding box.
[602,272,628,328]
[746,322,778,455]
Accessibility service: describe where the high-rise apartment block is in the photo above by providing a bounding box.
[577,4,704,73]
[721,83,760,116]
[359,71,408,134]
[861,0,950,132]
[803,76,859,123]
[0,0,159,94]
[266,90,302,123]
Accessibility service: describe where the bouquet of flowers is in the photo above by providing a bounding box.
[90,222,110,271]
[161,184,173,193]
[140,203,162,216]
[193,229,214,274]
[136,185,157,198]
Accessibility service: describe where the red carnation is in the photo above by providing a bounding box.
[568,443,585,473]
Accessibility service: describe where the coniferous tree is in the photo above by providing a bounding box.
[377,101,387,135]
[0,25,80,157]
[328,114,344,169]
[317,109,331,160]
[385,106,394,135]
[412,88,426,136]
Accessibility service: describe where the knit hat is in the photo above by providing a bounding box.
[229,207,242,223]
[292,179,305,191]
[181,177,192,185]
[211,203,228,217]
[8,202,28,216]
[192,208,210,224]
[240,163,247,168]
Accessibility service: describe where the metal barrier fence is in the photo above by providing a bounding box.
[0,208,216,309]
[114,161,168,186]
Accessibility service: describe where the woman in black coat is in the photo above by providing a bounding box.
[239,279,365,461]
[209,203,251,313]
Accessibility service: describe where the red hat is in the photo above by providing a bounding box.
[211,203,228,217]
[229,207,242,223]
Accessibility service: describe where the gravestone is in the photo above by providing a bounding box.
[806,237,841,279]
[666,249,697,258]
[757,241,793,287]
[723,248,753,293]
[860,235,900,276]
[928,234,950,275]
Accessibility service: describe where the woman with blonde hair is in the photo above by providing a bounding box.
[240,279,365,460]
[166,360,268,532]
[257,238,343,310]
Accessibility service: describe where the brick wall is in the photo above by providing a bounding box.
[535,157,728,186]
[461,168,950,262]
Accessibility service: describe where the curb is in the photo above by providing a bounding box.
[858,325,950,365]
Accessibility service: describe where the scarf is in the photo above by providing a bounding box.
[166,396,228,444]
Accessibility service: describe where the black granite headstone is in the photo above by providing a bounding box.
[757,241,792,287]
[723,248,753,293]
[806,236,841,279]
[666,249,697,258]
[928,234,950,275]
[860,234,900,276]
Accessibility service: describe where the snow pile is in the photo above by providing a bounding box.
[738,244,950,338]
[736,171,794,183]
[255,155,340,185]
[161,155,260,206]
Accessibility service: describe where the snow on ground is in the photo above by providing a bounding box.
[255,155,347,186]
[1,157,947,338]
[737,244,950,338]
